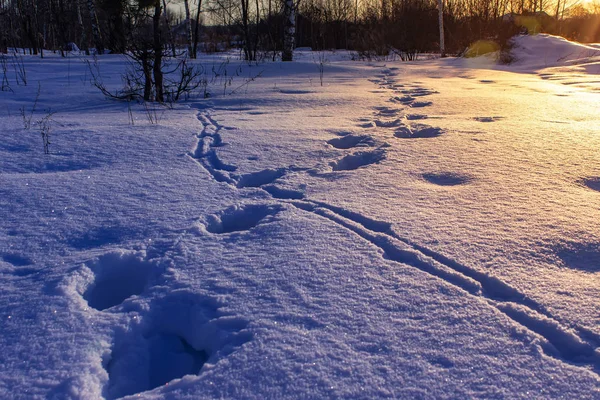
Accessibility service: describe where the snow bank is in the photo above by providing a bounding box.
[509,34,600,70]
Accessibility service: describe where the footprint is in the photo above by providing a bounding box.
[146,334,207,390]
[395,125,444,139]
[429,355,455,368]
[358,121,376,128]
[83,252,156,311]
[410,101,433,108]
[1,253,32,267]
[557,243,600,273]
[402,88,437,97]
[263,185,304,200]
[207,151,237,172]
[474,116,503,123]
[331,149,386,171]
[204,204,283,234]
[12,268,38,277]
[105,291,250,399]
[374,106,400,116]
[405,114,428,121]
[278,89,314,95]
[374,119,402,128]
[236,168,286,188]
[422,172,471,186]
[582,177,600,192]
[392,95,414,105]
[328,135,375,149]
[479,80,496,83]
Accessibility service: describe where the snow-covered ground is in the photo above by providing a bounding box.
[1,35,599,399]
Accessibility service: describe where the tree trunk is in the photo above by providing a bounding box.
[282,0,295,61]
[153,0,164,102]
[76,0,90,55]
[87,0,103,54]
[192,0,203,57]
[141,50,153,101]
[437,0,445,57]
[162,0,177,57]
[183,0,193,58]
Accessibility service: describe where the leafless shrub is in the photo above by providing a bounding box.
[1,54,12,92]
[37,111,55,154]
[314,51,328,86]
[20,82,41,129]
[11,52,27,86]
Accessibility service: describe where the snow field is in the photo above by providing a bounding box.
[1,35,600,398]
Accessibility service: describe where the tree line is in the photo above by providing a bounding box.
[0,0,598,60]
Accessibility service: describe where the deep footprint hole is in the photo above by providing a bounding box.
[83,252,155,311]
[1,253,32,267]
[557,243,600,273]
[205,204,283,234]
[582,177,600,192]
[236,168,286,188]
[395,126,444,139]
[147,334,208,390]
[327,135,375,149]
[331,149,386,171]
[422,172,471,186]
[104,291,251,399]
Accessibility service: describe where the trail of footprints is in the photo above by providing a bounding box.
[367,69,449,140]
[187,66,600,378]
[30,67,597,397]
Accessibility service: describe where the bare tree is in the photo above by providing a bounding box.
[183,0,194,57]
[87,0,104,53]
[438,0,445,57]
[282,0,295,61]
[192,0,204,57]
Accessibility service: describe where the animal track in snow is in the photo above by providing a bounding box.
[191,105,600,378]
[374,119,403,128]
[278,89,315,95]
[392,95,415,105]
[263,185,305,199]
[374,106,400,116]
[328,135,375,149]
[190,112,237,184]
[395,125,444,139]
[290,201,600,375]
[582,177,600,192]
[430,355,455,368]
[331,149,386,171]
[410,101,433,108]
[145,333,207,388]
[204,204,283,234]
[83,251,156,311]
[474,116,503,123]
[105,291,250,399]
[405,114,428,121]
[236,168,286,188]
[401,88,438,97]
[422,172,472,186]
[557,243,600,273]
[1,253,32,266]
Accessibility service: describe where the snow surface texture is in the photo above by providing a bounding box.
[1,35,600,399]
